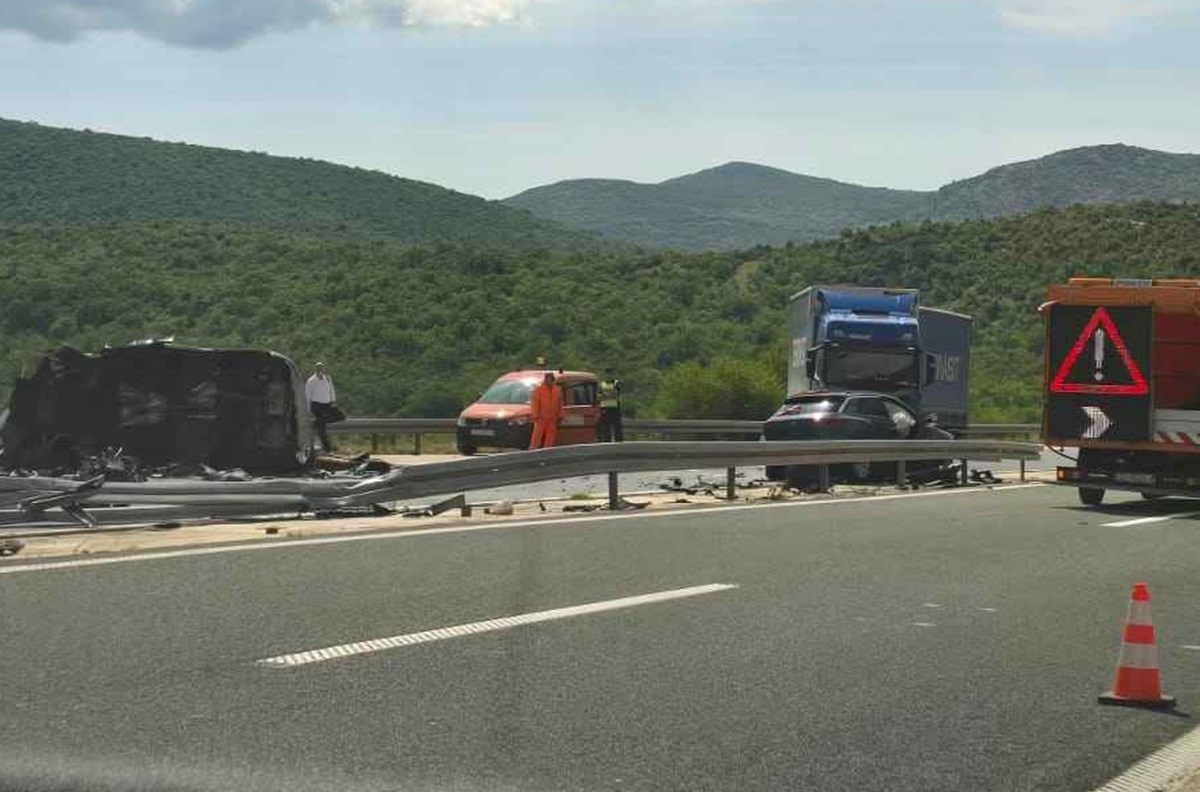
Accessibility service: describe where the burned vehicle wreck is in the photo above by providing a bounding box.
[0,342,313,476]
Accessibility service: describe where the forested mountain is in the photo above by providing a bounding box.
[505,146,1200,250]
[930,144,1200,219]
[504,163,927,251]
[3,203,1198,422]
[0,118,597,248]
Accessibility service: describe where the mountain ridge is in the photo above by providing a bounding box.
[0,117,600,249]
[505,144,1200,250]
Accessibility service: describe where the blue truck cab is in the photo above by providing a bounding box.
[786,285,971,432]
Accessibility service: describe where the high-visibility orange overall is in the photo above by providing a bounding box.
[528,380,563,449]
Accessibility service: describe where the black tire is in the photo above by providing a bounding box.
[785,465,819,490]
[458,443,477,456]
[1141,492,1166,501]
[1078,487,1105,506]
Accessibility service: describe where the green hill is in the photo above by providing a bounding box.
[504,146,1200,250]
[3,203,1199,422]
[505,162,927,250]
[931,144,1200,219]
[0,118,597,248]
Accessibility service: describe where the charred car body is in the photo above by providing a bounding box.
[0,342,312,476]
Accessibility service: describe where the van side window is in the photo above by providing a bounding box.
[570,382,597,406]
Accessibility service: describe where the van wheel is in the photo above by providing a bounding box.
[1078,487,1104,506]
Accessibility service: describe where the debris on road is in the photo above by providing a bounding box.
[485,500,514,516]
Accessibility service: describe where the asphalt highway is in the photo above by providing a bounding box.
[3,482,1199,792]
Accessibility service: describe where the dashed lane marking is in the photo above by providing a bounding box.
[0,484,1043,576]
[256,583,738,668]
[1090,724,1200,792]
[1101,511,1200,528]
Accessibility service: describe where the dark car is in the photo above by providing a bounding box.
[762,391,950,487]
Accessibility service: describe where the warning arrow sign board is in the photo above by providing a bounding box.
[1044,305,1153,442]
[1048,306,1149,395]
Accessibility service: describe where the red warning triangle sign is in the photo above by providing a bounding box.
[1049,307,1149,396]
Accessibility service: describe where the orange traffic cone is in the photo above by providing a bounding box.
[1098,582,1175,709]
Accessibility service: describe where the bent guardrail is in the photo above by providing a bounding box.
[0,439,1040,532]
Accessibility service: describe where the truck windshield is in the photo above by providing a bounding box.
[478,379,537,404]
[824,347,918,389]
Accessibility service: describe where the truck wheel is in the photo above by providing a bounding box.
[1078,487,1105,506]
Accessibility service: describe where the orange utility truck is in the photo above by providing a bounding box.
[1042,278,1200,505]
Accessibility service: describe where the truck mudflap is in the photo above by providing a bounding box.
[1057,466,1200,498]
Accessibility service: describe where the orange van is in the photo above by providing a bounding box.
[455,369,601,454]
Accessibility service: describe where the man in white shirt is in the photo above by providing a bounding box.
[305,362,338,452]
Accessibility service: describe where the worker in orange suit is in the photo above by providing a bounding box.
[528,371,564,449]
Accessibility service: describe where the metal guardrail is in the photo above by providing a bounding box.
[331,417,1039,452]
[0,439,1040,533]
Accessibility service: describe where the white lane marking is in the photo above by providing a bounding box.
[1101,511,1200,528]
[911,622,936,628]
[1179,645,1200,652]
[0,483,1044,576]
[1091,724,1200,792]
[977,607,998,613]
[256,583,738,668]
[920,603,943,608]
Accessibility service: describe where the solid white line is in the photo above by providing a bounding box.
[256,583,738,668]
[1101,511,1200,528]
[1090,724,1200,792]
[0,483,1043,576]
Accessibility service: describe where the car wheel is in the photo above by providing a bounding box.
[785,465,819,490]
[458,443,477,456]
[1078,487,1104,506]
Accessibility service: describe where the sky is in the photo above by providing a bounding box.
[2,0,1200,198]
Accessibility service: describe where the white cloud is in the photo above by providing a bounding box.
[0,0,550,49]
[998,0,1188,36]
[332,0,541,27]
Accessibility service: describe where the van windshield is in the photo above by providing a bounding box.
[479,378,537,405]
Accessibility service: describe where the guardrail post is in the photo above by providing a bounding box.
[371,434,379,454]
[1020,458,1026,482]
[818,465,830,492]
[726,467,736,500]
[414,433,422,456]
[608,471,619,510]
[896,460,907,488]
[960,459,969,486]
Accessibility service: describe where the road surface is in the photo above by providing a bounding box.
[3,482,1197,791]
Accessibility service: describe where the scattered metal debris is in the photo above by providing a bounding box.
[563,503,602,513]
[485,500,514,516]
